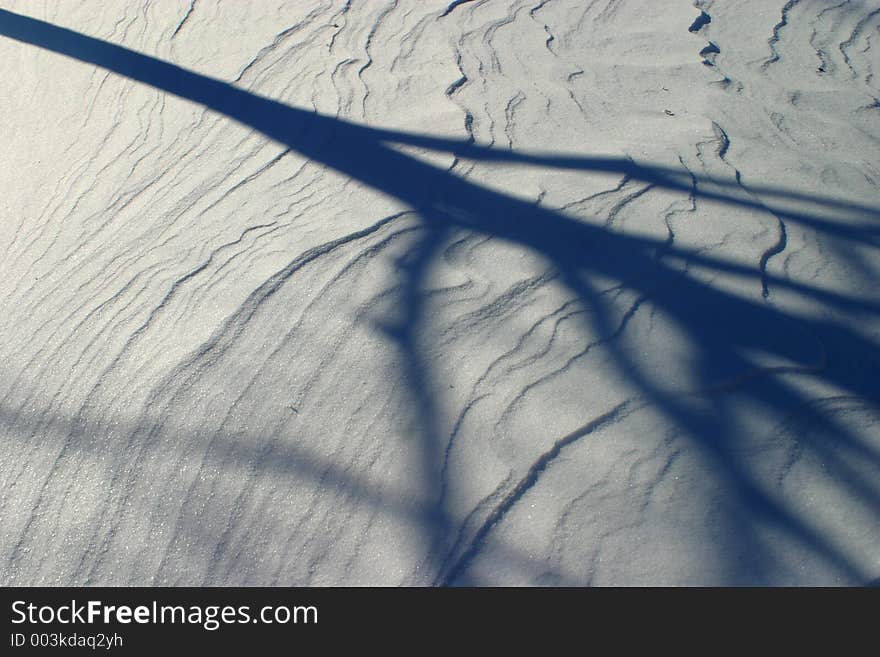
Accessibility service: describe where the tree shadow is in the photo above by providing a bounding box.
[0,399,579,586]
[1,8,878,585]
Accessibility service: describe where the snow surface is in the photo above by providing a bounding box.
[0,0,878,586]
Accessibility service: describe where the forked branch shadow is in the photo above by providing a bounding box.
[1,8,878,585]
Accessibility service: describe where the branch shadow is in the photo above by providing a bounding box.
[1,8,878,585]
[0,400,578,586]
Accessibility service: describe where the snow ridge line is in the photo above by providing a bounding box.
[171,0,197,39]
[438,400,636,584]
[181,211,414,364]
[435,297,581,508]
[529,0,557,53]
[760,219,788,299]
[234,3,331,84]
[711,122,788,299]
[493,278,661,436]
[357,0,399,117]
[444,47,475,172]
[761,0,802,71]
[809,0,850,75]
[839,6,880,79]
[440,0,479,19]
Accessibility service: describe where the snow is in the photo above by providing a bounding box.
[0,0,878,585]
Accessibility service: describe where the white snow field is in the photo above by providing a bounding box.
[0,0,878,586]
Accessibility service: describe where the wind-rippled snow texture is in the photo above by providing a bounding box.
[0,0,878,585]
